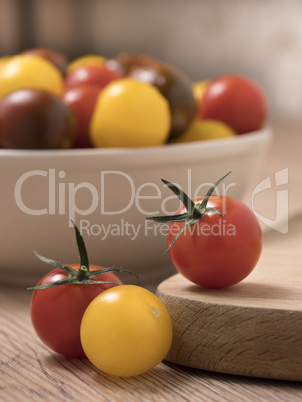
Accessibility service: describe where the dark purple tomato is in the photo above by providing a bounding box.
[0,89,77,149]
[106,51,158,76]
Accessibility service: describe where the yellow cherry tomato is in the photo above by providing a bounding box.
[67,55,107,73]
[172,119,236,143]
[193,80,209,102]
[193,80,209,118]
[80,285,173,377]
[90,78,171,148]
[0,55,64,100]
[0,56,11,71]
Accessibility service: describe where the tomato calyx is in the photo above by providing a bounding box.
[27,221,137,290]
[147,171,231,254]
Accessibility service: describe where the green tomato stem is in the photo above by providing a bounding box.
[146,171,232,253]
[76,265,89,281]
[27,222,137,291]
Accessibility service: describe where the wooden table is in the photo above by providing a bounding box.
[1,120,302,401]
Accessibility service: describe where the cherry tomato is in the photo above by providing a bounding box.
[193,80,209,102]
[30,265,123,358]
[171,119,236,143]
[0,56,10,71]
[0,89,77,149]
[147,173,262,289]
[80,285,173,377]
[63,85,101,148]
[192,80,209,116]
[65,65,121,91]
[129,62,196,140]
[29,222,130,358]
[200,75,267,134]
[0,54,64,100]
[90,78,171,148]
[107,51,157,76]
[21,47,69,76]
[167,195,262,289]
[67,55,106,74]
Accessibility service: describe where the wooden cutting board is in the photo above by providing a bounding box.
[156,251,302,381]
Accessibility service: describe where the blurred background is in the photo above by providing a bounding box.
[0,0,302,123]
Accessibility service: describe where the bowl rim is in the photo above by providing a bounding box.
[0,125,272,159]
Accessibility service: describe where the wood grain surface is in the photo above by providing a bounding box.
[157,259,302,381]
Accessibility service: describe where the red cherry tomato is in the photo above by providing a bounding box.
[200,75,267,134]
[167,195,262,289]
[63,85,101,148]
[30,264,123,358]
[65,65,121,91]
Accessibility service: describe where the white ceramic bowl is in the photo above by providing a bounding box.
[0,126,272,289]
